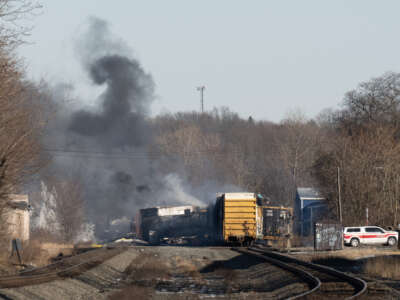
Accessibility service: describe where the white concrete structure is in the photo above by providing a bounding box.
[5,194,30,242]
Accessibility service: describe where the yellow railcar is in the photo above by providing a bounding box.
[215,193,258,245]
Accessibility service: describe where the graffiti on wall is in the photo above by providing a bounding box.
[314,223,343,251]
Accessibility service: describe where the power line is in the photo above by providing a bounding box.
[43,147,239,159]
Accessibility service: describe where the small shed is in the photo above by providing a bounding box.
[294,187,326,236]
[302,202,327,236]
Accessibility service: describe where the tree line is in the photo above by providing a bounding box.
[1,1,400,246]
[152,72,400,228]
[0,0,45,248]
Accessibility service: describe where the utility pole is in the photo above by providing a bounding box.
[337,167,342,223]
[196,86,205,113]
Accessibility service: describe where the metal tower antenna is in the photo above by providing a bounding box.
[196,86,205,113]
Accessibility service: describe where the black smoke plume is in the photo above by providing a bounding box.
[43,17,238,240]
[69,54,153,147]
[43,17,159,237]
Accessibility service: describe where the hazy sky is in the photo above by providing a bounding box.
[18,1,400,122]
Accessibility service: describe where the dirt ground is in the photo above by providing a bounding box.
[0,246,307,300]
[0,241,75,277]
[3,245,400,299]
[291,245,400,262]
[0,246,137,300]
[109,246,306,300]
[287,245,400,296]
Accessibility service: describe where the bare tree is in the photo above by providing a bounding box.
[340,72,400,130]
[314,71,400,227]
[50,179,85,242]
[0,1,44,243]
[0,0,42,48]
[274,110,321,206]
[0,52,46,240]
[155,123,221,185]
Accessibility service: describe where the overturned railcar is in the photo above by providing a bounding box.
[135,206,209,244]
[134,194,293,247]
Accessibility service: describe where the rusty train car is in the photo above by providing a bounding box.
[260,206,293,247]
[135,205,210,244]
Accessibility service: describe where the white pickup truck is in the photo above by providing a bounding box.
[343,226,398,247]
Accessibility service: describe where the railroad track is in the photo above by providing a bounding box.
[0,246,125,289]
[237,247,368,299]
[155,253,309,298]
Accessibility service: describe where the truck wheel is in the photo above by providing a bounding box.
[387,237,397,247]
[350,238,360,247]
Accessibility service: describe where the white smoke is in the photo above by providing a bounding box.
[162,174,205,207]
[35,181,59,233]
[33,181,95,242]
[74,223,95,243]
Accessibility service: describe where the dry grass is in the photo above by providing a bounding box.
[364,256,400,279]
[171,255,202,278]
[30,228,63,243]
[331,247,400,260]
[18,240,73,267]
[297,247,400,263]
[39,242,74,257]
[109,285,152,300]
[301,247,400,280]
[20,240,45,265]
[117,251,211,299]
[0,239,47,273]
[20,228,74,266]
[125,252,171,281]
[111,252,174,300]
[0,232,73,269]
[215,267,237,290]
[0,252,14,275]
[0,239,45,268]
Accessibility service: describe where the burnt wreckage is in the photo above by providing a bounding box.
[134,193,293,246]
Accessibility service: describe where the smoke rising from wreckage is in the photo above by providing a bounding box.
[42,17,238,240]
[135,193,293,247]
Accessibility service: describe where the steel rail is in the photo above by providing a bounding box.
[19,246,118,276]
[0,247,124,288]
[249,246,368,299]
[235,248,320,299]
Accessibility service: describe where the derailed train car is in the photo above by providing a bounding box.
[135,192,293,246]
[260,206,293,247]
[215,193,259,245]
[135,205,210,244]
[214,193,293,246]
